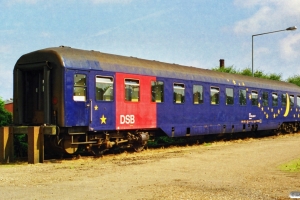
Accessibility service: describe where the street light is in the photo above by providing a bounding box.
[251,26,297,77]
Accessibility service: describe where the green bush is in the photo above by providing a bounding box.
[0,97,28,158]
[0,97,12,126]
[287,75,300,87]
[14,134,28,158]
[212,66,282,81]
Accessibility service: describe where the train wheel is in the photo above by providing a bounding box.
[63,135,79,154]
[286,124,293,134]
[133,139,148,152]
[274,129,281,136]
[89,146,109,157]
[132,132,149,152]
[44,136,64,158]
[133,143,145,152]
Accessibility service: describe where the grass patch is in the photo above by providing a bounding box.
[279,158,300,172]
[203,142,212,146]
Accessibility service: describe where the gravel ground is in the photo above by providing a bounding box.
[0,133,300,200]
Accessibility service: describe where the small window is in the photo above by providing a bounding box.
[173,83,185,104]
[151,81,164,103]
[193,85,203,104]
[226,88,234,105]
[262,91,268,106]
[95,76,114,101]
[239,89,246,106]
[290,95,294,107]
[125,79,140,102]
[297,96,300,108]
[272,93,278,106]
[251,91,258,106]
[282,94,287,107]
[73,74,86,101]
[210,87,219,105]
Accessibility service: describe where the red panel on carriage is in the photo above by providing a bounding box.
[115,73,157,130]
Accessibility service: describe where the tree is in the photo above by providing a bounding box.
[0,97,12,126]
[212,66,282,81]
[211,65,237,74]
[0,97,27,157]
[287,75,300,87]
[239,68,252,76]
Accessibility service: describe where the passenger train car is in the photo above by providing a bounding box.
[13,46,300,154]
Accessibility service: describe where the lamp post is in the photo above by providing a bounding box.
[251,26,297,77]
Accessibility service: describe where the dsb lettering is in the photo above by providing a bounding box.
[120,115,135,124]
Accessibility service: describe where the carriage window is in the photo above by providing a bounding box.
[290,95,294,107]
[282,94,287,107]
[210,87,219,105]
[251,91,258,106]
[262,91,268,106]
[73,74,86,101]
[173,83,185,104]
[125,79,139,102]
[151,81,164,103]
[272,93,278,106]
[226,88,234,105]
[193,85,203,104]
[95,76,114,101]
[297,96,300,108]
[239,89,246,106]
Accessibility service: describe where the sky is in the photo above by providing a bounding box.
[0,0,299,100]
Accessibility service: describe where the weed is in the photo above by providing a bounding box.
[279,158,300,172]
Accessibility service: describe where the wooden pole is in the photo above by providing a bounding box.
[27,126,44,164]
[0,127,14,163]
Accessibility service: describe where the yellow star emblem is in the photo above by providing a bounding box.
[100,115,107,124]
[94,105,98,110]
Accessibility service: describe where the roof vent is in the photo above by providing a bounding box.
[59,45,71,48]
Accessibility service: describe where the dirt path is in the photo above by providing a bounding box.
[1,133,300,200]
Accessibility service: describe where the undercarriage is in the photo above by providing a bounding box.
[47,128,150,156]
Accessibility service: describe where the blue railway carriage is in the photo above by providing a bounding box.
[13,46,300,154]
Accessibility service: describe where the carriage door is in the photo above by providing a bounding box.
[65,70,90,126]
[88,71,115,131]
[15,63,51,125]
[23,70,45,124]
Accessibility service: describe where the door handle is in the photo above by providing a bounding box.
[89,99,92,123]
